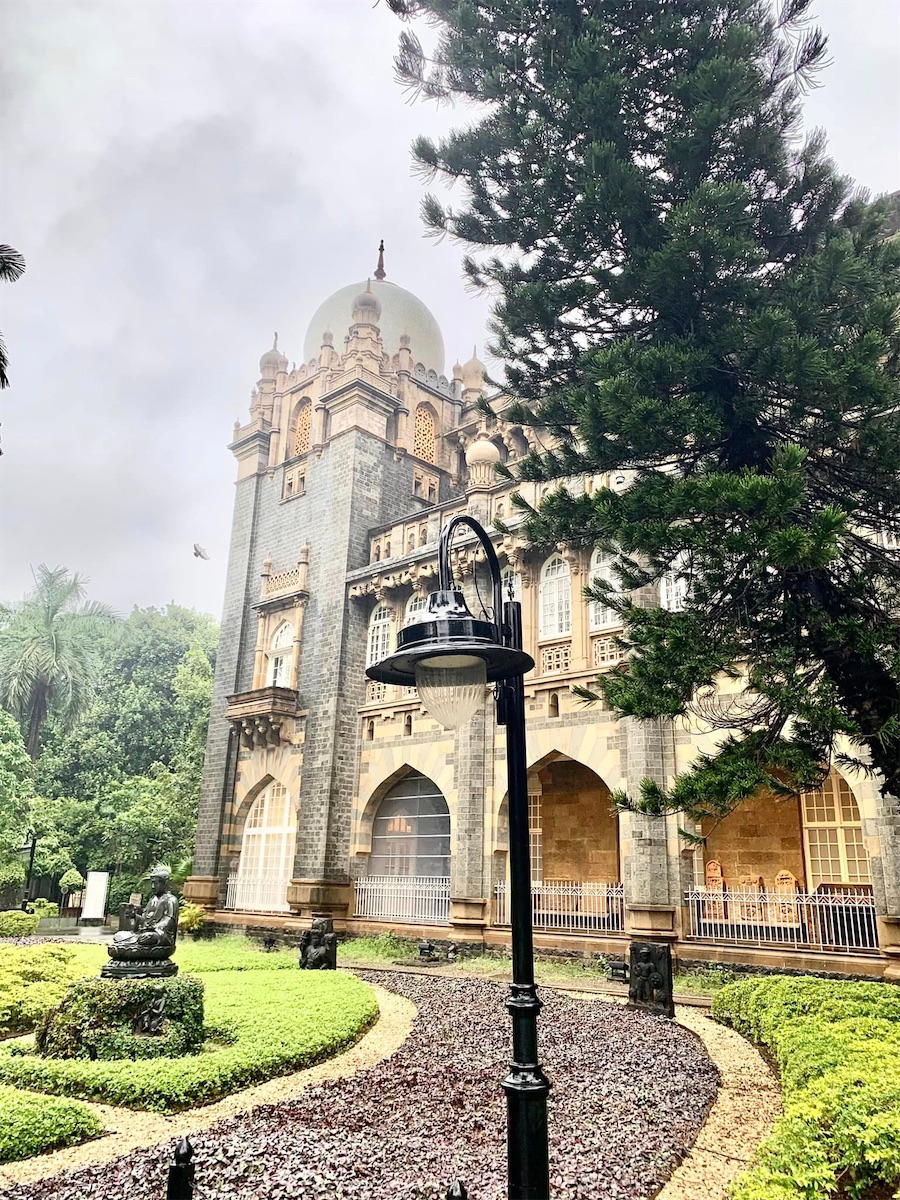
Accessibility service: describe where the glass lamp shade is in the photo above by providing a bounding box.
[415,654,487,729]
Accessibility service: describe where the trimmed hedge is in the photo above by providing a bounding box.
[37,975,205,1061]
[0,910,39,938]
[712,976,900,1199]
[0,968,378,1110]
[0,1085,102,1162]
[0,944,107,1036]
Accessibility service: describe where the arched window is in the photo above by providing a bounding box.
[267,622,293,688]
[539,555,571,638]
[234,782,296,913]
[405,592,428,625]
[369,772,450,877]
[802,771,871,889]
[413,405,436,463]
[660,553,690,612]
[501,565,522,603]
[548,692,559,719]
[366,719,375,742]
[293,404,312,457]
[403,712,413,737]
[589,549,620,631]
[367,604,393,667]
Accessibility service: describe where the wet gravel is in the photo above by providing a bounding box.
[1,973,718,1200]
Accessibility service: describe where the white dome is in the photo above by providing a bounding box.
[303,279,445,374]
[465,436,501,467]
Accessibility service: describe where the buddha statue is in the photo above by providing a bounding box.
[102,864,179,978]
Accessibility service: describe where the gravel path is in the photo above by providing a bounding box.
[0,974,718,1200]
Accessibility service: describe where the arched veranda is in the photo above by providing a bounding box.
[494,752,623,934]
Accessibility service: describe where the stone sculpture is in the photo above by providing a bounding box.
[299,916,337,970]
[134,984,168,1034]
[102,864,179,979]
[627,941,674,1018]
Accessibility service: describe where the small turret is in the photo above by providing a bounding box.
[259,333,288,378]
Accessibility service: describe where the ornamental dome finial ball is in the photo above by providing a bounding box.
[352,281,382,323]
[465,434,501,468]
[260,333,288,375]
[462,346,486,391]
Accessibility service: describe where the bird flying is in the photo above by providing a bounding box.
[193,544,210,560]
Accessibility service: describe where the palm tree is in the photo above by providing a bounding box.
[0,245,26,390]
[0,566,117,758]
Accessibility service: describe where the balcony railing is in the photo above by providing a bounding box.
[684,887,879,954]
[225,871,291,914]
[354,875,450,924]
[494,880,625,934]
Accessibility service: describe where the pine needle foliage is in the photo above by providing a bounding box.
[388,0,900,817]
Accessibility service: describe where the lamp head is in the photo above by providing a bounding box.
[365,589,533,729]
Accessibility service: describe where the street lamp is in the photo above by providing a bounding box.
[18,831,39,911]
[367,514,550,1200]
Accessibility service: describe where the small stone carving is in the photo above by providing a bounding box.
[627,941,674,1018]
[134,984,168,1035]
[299,916,337,970]
[102,864,179,979]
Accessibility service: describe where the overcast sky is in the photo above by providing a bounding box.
[2,0,899,620]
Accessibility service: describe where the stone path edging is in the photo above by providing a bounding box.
[655,1006,780,1200]
[0,982,415,1188]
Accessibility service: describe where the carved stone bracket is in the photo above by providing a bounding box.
[225,686,298,749]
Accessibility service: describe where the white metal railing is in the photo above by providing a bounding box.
[494,881,625,933]
[684,887,879,954]
[354,875,450,924]
[225,872,291,914]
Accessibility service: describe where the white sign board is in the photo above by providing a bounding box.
[81,871,110,921]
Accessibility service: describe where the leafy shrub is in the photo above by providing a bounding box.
[59,867,85,894]
[340,933,417,962]
[0,1085,101,1162]
[31,899,59,920]
[107,874,144,913]
[713,976,900,1199]
[0,862,26,892]
[178,902,205,934]
[0,944,104,1035]
[0,968,377,1110]
[0,910,39,938]
[37,975,205,1061]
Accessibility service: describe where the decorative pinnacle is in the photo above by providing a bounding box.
[374,238,386,280]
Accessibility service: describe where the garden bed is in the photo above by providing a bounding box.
[712,975,900,1198]
[3,973,719,1199]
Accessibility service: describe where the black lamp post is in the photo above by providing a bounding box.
[18,831,39,910]
[367,514,550,1200]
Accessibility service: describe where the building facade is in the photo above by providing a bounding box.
[185,255,900,980]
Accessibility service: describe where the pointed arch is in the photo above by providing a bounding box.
[226,776,297,913]
[801,768,871,888]
[291,399,312,458]
[413,403,437,463]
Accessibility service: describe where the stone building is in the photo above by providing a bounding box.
[185,250,900,980]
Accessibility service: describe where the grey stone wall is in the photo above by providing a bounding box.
[451,697,493,899]
[622,716,678,906]
[194,471,263,876]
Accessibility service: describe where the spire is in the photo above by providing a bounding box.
[374,239,386,281]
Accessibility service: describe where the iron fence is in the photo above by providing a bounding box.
[354,874,451,924]
[494,880,625,933]
[684,886,879,953]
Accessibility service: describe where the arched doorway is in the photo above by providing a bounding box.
[226,782,297,913]
[496,756,623,932]
[356,771,451,924]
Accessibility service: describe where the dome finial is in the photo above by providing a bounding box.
[374,239,386,281]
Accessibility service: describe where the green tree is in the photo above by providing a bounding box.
[0,566,116,758]
[0,245,25,391]
[391,0,900,820]
[0,709,33,867]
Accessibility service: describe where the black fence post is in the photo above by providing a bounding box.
[166,1136,195,1199]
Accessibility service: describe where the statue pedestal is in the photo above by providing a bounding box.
[101,958,179,980]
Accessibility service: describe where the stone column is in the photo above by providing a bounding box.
[449,694,494,939]
[868,789,900,979]
[621,716,680,940]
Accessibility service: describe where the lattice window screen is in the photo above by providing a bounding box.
[413,406,436,463]
[293,405,312,456]
[541,642,571,674]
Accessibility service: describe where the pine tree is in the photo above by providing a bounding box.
[389,0,900,820]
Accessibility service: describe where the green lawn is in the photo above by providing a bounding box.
[0,937,378,1118]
